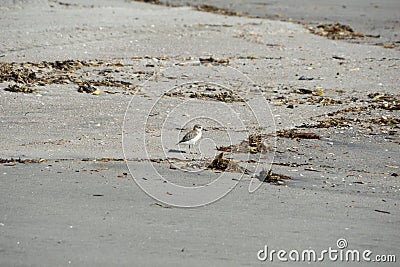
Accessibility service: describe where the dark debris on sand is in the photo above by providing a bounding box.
[0,158,46,164]
[308,23,380,40]
[0,60,140,94]
[256,169,291,186]
[217,133,271,154]
[207,152,248,174]
[276,129,321,140]
[5,83,38,93]
[199,57,230,66]
[164,82,244,102]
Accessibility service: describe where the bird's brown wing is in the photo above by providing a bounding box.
[178,130,196,143]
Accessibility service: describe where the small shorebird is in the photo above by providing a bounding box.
[177,124,204,154]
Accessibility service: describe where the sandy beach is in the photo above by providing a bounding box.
[0,0,399,266]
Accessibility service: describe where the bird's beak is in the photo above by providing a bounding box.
[203,128,208,131]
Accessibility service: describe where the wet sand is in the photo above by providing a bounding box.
[157,0,400,46]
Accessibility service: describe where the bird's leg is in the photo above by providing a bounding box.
[189,145,196,160]
[191,145,197,160]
